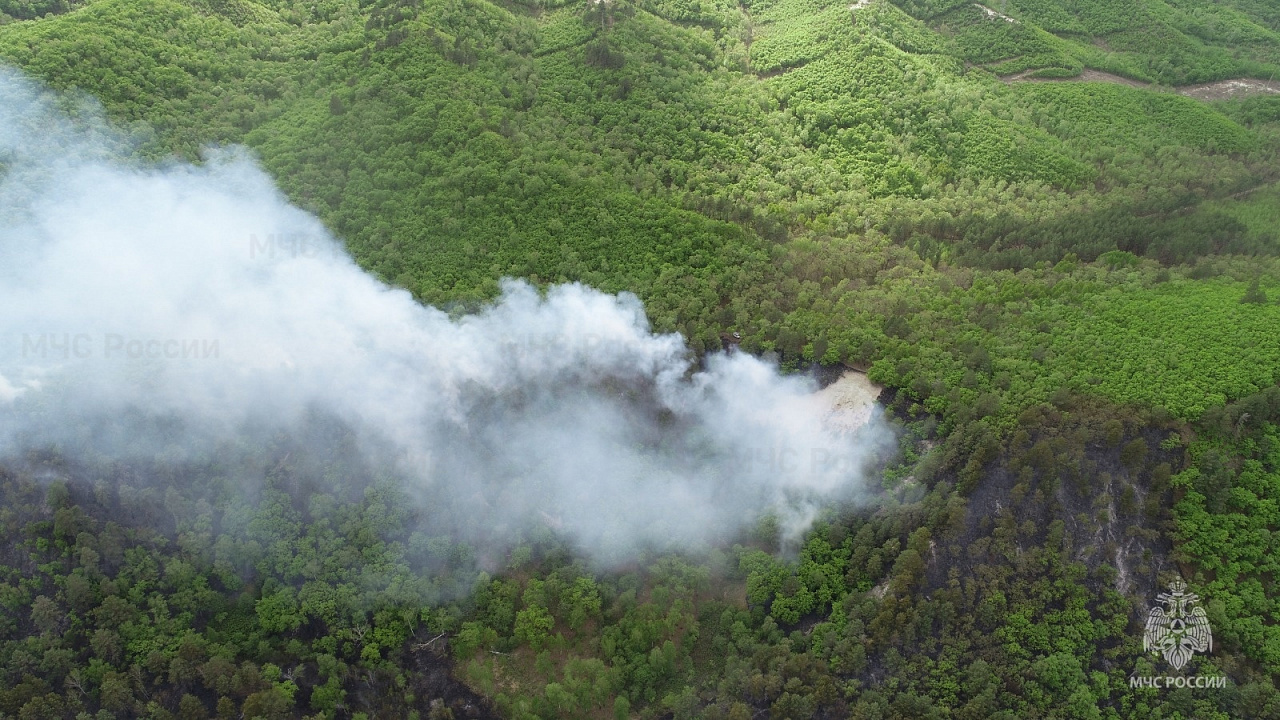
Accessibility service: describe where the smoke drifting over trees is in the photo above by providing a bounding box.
[0,69,891,560]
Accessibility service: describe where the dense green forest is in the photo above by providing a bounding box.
[3,0,1280,718]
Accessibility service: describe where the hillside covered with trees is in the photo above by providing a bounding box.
[2,0,1280,718]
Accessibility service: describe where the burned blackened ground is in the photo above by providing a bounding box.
[351,643,498,719]
[937,398,1185,603]
[728,391,1216,717]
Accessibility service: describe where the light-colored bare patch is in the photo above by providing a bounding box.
[1178,78,1280,101]
[974,3,1017,23]
[812,370,882,435]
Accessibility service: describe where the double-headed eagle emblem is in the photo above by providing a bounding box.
[1144,579,1212,670]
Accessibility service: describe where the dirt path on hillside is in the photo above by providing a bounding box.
[1001,67,1280,101]
[1003,68,1147,87]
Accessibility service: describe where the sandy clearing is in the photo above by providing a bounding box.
[812,369,882,435]
[1178,77,1280,101]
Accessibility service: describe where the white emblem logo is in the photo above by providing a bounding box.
[1144,579,1212,671]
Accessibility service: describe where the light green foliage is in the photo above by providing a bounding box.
[0,0,1267,358]
[255,586,304,634]
[536,6,594,56]
[899,0,1280,83]
[748,1,848,73]
[738,547,786,608]
[514,604,555,650]
[562,576,603,629]
[1032,278,1280,417]
[1172,392,1280,674]
[0,0,1278,717]
[1015,82,1257,153]
[941,3,1074,68]
[1202,181,1280,247]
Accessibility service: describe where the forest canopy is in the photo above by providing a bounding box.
[0,0,1279,718]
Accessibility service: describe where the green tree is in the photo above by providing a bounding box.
[514,605,555,650]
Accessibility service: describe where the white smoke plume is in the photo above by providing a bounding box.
[0,69,893,560]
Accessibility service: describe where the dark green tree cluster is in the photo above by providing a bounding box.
[0,0,1278,718]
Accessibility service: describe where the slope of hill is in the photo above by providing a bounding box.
[1,0,1280,718]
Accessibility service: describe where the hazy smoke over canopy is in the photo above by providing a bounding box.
[0,69,892,559]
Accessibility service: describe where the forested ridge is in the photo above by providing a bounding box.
[2,0,1280,718]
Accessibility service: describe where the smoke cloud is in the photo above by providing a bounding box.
[0,68,893,560]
